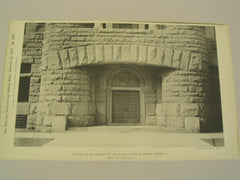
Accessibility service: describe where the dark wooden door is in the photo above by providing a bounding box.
[112,90,140,123]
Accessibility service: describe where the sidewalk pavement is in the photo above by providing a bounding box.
[14,126,224,147]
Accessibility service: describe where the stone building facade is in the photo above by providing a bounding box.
[15,22,223,133]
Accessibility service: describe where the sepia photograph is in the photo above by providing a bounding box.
[13,22,224,148]
[1,1,240,179]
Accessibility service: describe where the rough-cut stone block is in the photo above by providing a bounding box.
[32,63,40,68]
[166,117,185,128]
[71,36,85,41]
[122,45,130,62]
[38,103,52,115]
[157,117,167,127]
[43,116,52,126]
[48,51,61,69]
[113,45,122,61]
[180,103,199,116]
[198,104,208,116]
[62,95,80,102]
[164,85,189,92]
[72,102,89,115]
[185,117,200,132]
[52,103,69,115]
[162,103,181,116]
[45,95,61,102]
[95,45,104,61]
[30,104,37,114]
[172,49,182,68]
[84,116,95,126]
[146,116,157,125]
[189,53,202,71]
[77,46,87,64]
[156,104,163,116]
[63,85,81,91]
[180,51,190,70]
[80,95,90,102]
[68,48,79,67]
[31,77,41,83]
[52,116,66,132]
[44,85,62,91]
[27,115,36,124]
[68,115,95,126]
[156,47,165,65]
[164,48,173,67]
[139,46,147,62]
[146,95,157,103]
[163,96,190,103]
[104,45,113,62]
[88,103,96,115]
[36,112,44,126]
[59,49,70,69]
[22,56,34,63]
[80,84,90,90]
[146,104,156,115]
[63,74,80,80]
[44,74,61,81]
[96,103,106,115]
[25,51,41,56]
[188,75,206,82]
[148,46,157,64]
[130,45,139,62]
[17,103,30,114]
[189,86,204,92]
[30,86,40,93]
[87,46,95,63]
[197,97,208,103]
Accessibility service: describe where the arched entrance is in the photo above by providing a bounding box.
[106,67,146,125]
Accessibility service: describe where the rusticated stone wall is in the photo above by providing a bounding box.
[17,23,45,130]
[16,22,222,133]
[38,23,210,132]
[36,68,96,131]
[157,70,208,132]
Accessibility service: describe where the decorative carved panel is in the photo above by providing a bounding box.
[111,71,141,87]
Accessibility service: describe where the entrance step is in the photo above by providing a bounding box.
[66,125,186,133]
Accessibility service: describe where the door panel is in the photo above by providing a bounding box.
[112,90,140,123]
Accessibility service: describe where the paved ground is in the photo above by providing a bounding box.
[14,126,224,147]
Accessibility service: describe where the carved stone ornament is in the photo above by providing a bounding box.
[111,71,141,87]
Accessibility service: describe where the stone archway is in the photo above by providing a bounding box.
[106,66,146,125]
